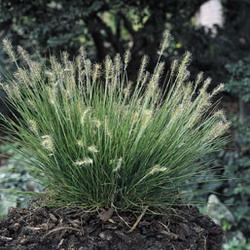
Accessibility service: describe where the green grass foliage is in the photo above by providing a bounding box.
[0,36,228,213]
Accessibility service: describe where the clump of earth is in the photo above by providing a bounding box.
[0,205,223,250]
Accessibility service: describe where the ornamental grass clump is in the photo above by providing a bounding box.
[0,36,229,213]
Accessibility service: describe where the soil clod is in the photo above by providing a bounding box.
[0,206,223,250]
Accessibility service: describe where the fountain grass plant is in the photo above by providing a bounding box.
[0,34,229,213]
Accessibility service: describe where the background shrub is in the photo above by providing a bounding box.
[1,0,250,247]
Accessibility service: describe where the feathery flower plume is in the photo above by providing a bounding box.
[194,72,204,90]
[93,118,101,129]
[12,85,21,99]
[141,71,150,88]
[104,116,111,137]
[210,83,224,98]
[124,50,131,70]
[88,145,98,153]
[17,46,31,65]
[147,62,164,97]
[138,165,168,184]
[137,55,149,84]
[171,59,178,74]
[200,78,212,95]
[148,165,167,175]
[79,46,87,61]
[214,110,227,123]
[131,111,139,124]
[3,39,16,63]
[84,59,92,74]
[41,135,54,152]
[45,70,53,77]
[208,121,230,140]
[74,157,93,166]
[62,51,69,67]
[175,52,191,85]
[28,119,38,134]
[80,109,90,125]
[48,87,57,105]
[158,30,170,56]
[92,64,101,83]
[63,68,71,72]
[114,53,122,74]
[105,55,112,81]
[123,81,132,99]
[77,140,84,147]
[142,109,153,126]
[112,158,123,173]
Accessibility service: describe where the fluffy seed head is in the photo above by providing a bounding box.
[148,165,167,175]
[74,157,93,166]
[142,109,153,126]
[80,109,90,125]
[93,118,101,129]
[41,135,54,152]
[3,39,16,62]
[88,145,98,153]
[112,158,123,173]
[124,50,131,69]
[210,83,224,97]
[28,120,38,134]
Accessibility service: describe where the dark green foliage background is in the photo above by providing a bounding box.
[0,0,250,246]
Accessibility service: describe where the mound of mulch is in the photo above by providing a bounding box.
[0,205,223,250]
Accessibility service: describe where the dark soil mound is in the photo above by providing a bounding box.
[0,206,223,250]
